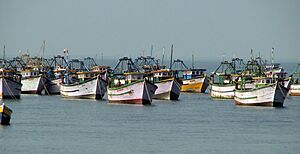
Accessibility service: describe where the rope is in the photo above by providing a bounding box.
[277,82,285,98]
[3,78,17,100]
[144,79,151,102]
[41,76,50,95]
[174,78,182,90]
[97,75,102,98]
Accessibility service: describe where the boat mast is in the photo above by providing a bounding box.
[169,44,173,69]
[192,51,195,69]
[162,47,165,66]
[150,44,153,57]
[250,48,253,61]
[42,40,45,70]
[64,48,69,84]
[2,45,5,66]
[101,52,103,66]
[271,48,274,81]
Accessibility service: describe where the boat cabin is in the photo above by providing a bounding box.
[152,69,177,81]
[0,68,22,83]
[264,63,287,79]
[112,72,147,87]
[92,66,111,73]
[53,67,66,79]
[20,69,40,78]
[76,71,97,82]
[181,69,206,79]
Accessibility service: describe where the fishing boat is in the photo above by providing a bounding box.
[234,77,291,107]
[210,58,244,99]
[108,73,157,105]
[152,69,181,100]
[107,57,157,105]
[0,68,22,99]
[290,63,300,96]
[171,59,209,93]
[20,68,47,94]
[0,46,22,99]
[0,103,13,125]
[234,57,291,107]
[60,71,107,99]
[46,66,65,95]
[180,69,209,93]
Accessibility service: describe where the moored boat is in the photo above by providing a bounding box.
[0,103,13,125]
[210,59,244,99]
[234,79,291,107]
[181,76,209,93]
[289,63,300,96]
[20,68,46,94]
[107,57,157,105]
[152,69,181,100]
[107,76,157,105]
[0,68,22,99]
[171,59,209,93]
[46,66,65,95]
[60,71,107,99]
[234,57,291,107]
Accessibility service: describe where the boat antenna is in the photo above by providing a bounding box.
[169,44,173,69]
[2,45,5,66]
[192,51,195,69]
[271,47,274,64]
[64,48,69,84]
[271,48,275,81]
[42,40,45,70]
[101,52,103,65]
[162,47,165,66]
[250,48,253,60]
[150,44,153,57]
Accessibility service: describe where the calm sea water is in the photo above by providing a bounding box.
[1,92,300,154]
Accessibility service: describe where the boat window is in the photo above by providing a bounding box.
[266,80,270,84]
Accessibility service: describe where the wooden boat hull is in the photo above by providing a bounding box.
[46,78,61,95]
[60,77,107,99]
[21,76,46,94]
[153,78,181,100]
[0,104,12,125]
[289,84,300,96]
[181,76,209,93]
[0,77,22,99]
[234,82,289,107]
[210,84,235,99]
[107,79,157,105]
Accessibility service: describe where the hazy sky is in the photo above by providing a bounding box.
[1,0,299,62]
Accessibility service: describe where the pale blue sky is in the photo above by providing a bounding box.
[0,0,299,62]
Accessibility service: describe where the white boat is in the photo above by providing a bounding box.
[210,59,245,99]
[152,69,181,100]
[46,67,66,95]
[21,69,46,94]
[108,57,157,105]
[289,63,300,96]
[234,55,292,107]
[60,73,107,99]
[107,77,157,105]
[234,80,290,107]
[211,84,235,99]
[290,84,300,96]
[0,68,22,99]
